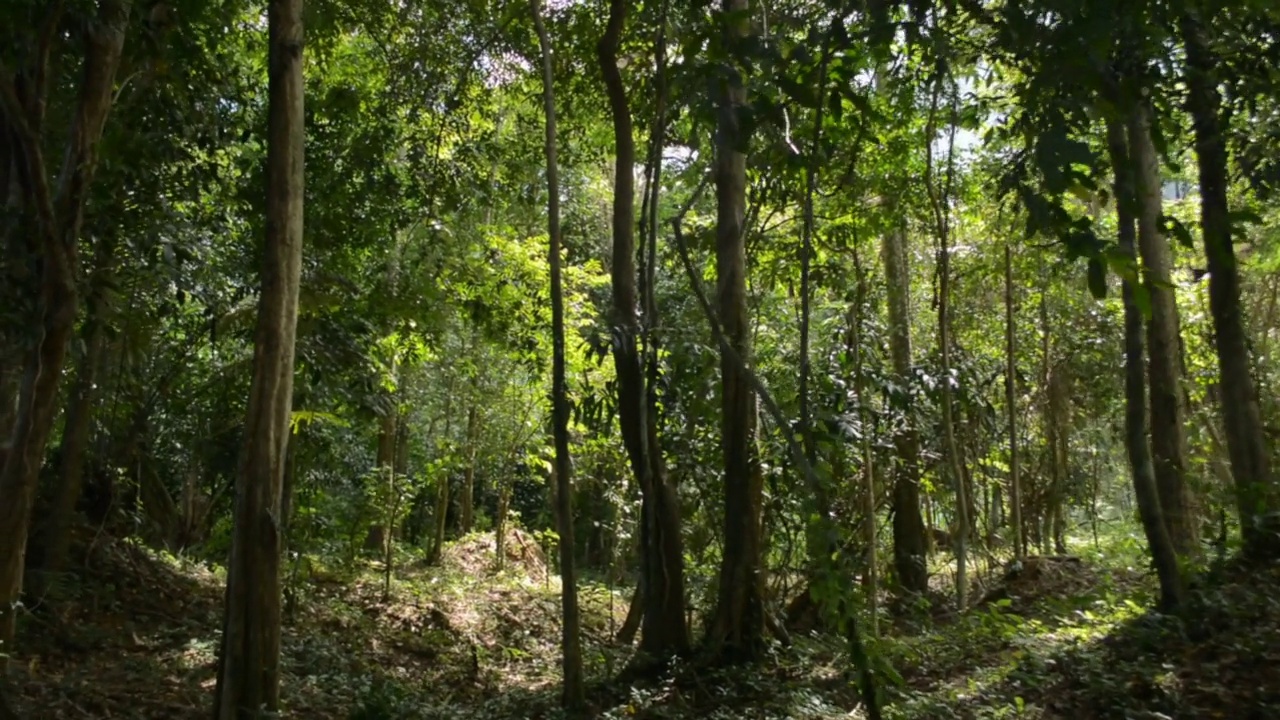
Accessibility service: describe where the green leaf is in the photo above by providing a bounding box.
[1161,214,1195,249]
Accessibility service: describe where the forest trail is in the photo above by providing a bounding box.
[8,528,1278,719]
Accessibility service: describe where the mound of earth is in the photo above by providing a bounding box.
[440,528,548,580]
[978,555,1097,610]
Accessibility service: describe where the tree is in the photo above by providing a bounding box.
[0,0,131,650]
[1128,100,1195,555]
[596,0,689,665]
[212,0,304,713]
[530,0,584,707]
[1180,6,1278,559]
[705,0,767,662]
[1106,118,1184,613]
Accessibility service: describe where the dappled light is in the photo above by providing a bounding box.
[2,0,1279,718]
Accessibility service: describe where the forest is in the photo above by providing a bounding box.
[2,0,1279,717]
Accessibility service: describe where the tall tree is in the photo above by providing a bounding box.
[531,0,585,707]
[1180,7,1278,559]
[1107,119,1184,613]
[706,0,766,661]
[1004,242,1024,559]
[1128,100,1195,555]
[881,221,928,595]
[0,0,131,650]
[596,0,689,665]
[212,0,304,712]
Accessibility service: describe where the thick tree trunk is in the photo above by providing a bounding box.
[36,239,115,578]
[705,0,766,662]
[0,0,130,651]
[531,0,585,707]
[1180,12,1278,560]
[212,0,303,713]
[1129,102,1196,556]
[881,224,928,596]
[1108,119,1184,613]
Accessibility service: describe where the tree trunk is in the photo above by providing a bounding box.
[850,253,877,636]
[212,0,303,712]
[596,0,688,666]
[36,239,115,578]
[1180,11,1278,560]
[460,405,478,535]
[705,0,766,662]
[1004,243,1024,559]
[531,0,585,707]
[1107,118,1184,613]
[1129,102,1196,556]
[0,0,130,651]
[882,224,928,596]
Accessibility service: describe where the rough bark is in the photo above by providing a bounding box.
[1180,11,1278,560]
[596,0,688,665]
[0,0,130,651]
[1128,102,1196,556]
[705,0,766,662]
[531,0,585,707]
[1107,119,1184,613]
[881,224,928,596]
[211,0,303,712]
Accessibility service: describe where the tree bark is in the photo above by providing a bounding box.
[596,0,688,666]
[0,0,130,651]
[531,0,585,708]
[1128,102,1196,556]
[1107,119,1184,613]
[705,0,767,662]
[1004,243,1024,559]
[212,0,303,712]
[460,405,478,535]
[881,223,928,596]
[1180,11,1278,560]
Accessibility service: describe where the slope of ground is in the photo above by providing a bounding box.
[5,526,1277,719]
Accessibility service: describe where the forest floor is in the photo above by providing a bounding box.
[5,525,1279,719]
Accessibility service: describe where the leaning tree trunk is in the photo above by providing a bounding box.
[1107,118,1184,613]
[596,0,688,665]
[1129,102,1196,556]
[0,0,130,651]
[1180,11,1278,560]
[36,238,116,580]
[531,0,585,708]
[705,0,766,663]
[212,0,304,713]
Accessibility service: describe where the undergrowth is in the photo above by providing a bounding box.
[7,524,1278,719]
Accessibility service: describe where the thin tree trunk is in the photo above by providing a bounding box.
[706,0,766,662]
[0,0,130,651]
[460,405,478,535]
[1004,243,1024,559]
[531,0,585,707]
[1107,118,1184,613]
[1129,102,1196,556]
[212,0,303,712]
[850,251,877,636]
[596,0,687,666]
[1180,11,1278,559]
